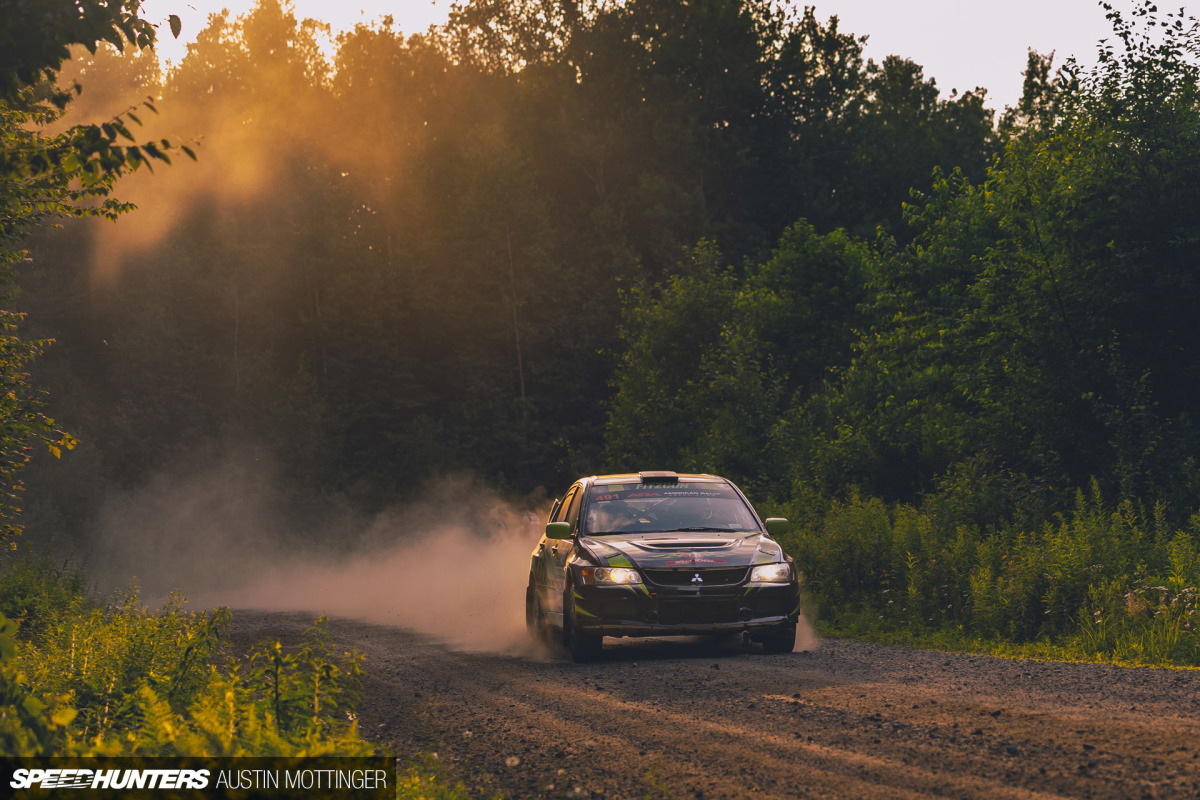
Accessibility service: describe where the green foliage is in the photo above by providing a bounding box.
[835,55,997,238]
[0,1,188,232]
[13,0,1001,515]
[116,617,372,757]
[0,610,79,756]
[606,241,740,471]
[0,548,370,757]
[243,617,364,740]
[607,223,870,496]
[0,311,77,546]
[783,485,1200,666]
[0,551,87,635]
[19,588,230,741]
[0,572,371,756]
[0,1,165,103]
[397,755,473,800]
[0,0,381,763]
[678,2,1200,516]
[0,0,185,551]
[10,0,1200,693]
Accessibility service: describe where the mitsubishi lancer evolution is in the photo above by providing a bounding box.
[525,472,802,661]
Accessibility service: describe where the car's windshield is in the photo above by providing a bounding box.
[582,482,760,535]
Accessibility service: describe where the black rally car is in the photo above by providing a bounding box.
[526,471,802,661]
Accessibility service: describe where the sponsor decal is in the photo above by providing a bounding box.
[664,557,727,566]
[599,489,726,500]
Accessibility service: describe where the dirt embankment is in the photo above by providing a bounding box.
[230,612,1200,800]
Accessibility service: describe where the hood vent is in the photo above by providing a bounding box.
[636,539,736,550]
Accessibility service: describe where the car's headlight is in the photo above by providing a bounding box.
[581,567,643,585]
[750,563,793,583]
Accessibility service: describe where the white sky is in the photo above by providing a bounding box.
[141,0,1138,111]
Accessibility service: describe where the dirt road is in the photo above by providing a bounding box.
[230,611,1200,799]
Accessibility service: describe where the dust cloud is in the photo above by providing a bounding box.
[202,512,543,653]
[794,613,818,653]
[87,452,818,656]
[88,454,548,654]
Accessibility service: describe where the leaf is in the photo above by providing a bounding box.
[50,707,77,727]
[169,14,182,40]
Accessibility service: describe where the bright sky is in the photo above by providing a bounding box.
[141,0,1136,111]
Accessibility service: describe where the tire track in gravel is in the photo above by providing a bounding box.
[228,612,1200,800]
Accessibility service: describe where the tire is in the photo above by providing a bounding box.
[526,583,552,644]
[759,622,797,654]
[564,585,603,662]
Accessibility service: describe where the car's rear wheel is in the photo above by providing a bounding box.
[564,584,602,662]
[526,582,551,643]
[759,622,797,654]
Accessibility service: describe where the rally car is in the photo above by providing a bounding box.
[525,471,802,661]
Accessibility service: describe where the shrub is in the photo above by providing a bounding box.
[0,569,372,756]
[784,483,1200,666]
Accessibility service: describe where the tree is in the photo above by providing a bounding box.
[0,2,186,221]
[793,1,1200,511]
[0,0,183,544]
[607,222,870,496]
[836,55,996,238]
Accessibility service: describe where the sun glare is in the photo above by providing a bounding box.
[143,0,452,68]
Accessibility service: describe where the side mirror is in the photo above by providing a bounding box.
[545,521,574,540]
[764,517,789,537]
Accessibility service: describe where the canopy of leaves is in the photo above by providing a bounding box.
[0,0,188,547]
[608,1,1200,523]
[15,0,999,535]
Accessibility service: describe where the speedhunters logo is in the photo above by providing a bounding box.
[2,757,392,798]
[11,769,210,790]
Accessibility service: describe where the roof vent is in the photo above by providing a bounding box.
[638,471,679,484]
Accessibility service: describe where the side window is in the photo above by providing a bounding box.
[547,496,563,523]
[552,488,578,524]
[564,486,583,530]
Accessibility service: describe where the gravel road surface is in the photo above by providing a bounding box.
[230,611,1200,800]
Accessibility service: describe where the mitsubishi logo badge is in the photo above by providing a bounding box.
[691,573,703,584]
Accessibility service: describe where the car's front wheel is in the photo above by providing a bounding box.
[563,584,602,662]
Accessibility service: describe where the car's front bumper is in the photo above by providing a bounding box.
[572,581,801,638]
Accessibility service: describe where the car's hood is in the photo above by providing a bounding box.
[580,531,784,569]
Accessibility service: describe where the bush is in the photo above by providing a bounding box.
[783,483,1200,666]
[0,561,373,756]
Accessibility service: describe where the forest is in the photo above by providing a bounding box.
[1,0,1200,758]
[21,0,1000,519]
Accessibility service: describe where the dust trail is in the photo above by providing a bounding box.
[195,507,545,653]
[794,613,818,653]
[88,453,817,656]
[88,455,549,654]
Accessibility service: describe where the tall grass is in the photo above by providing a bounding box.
[0,555,373,756]
[780,482,1200,666]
